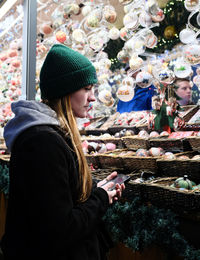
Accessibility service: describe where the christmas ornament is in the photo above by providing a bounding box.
[179,28,196,44]
[41,23,53,35]
[72,29,86,43]
[117,84,135,101]
[173,175,195,190]
[184,0,199,11]
[173,62,192,78]
[122,75,135,87]
[139,11,152,28]
[184,44,200,65]
[193,75,200,87]
[164,25,176,39]
[135,71,153,88]
[157,69,175,85]
[55,31,67,43]
[123,12,139,30]
[117,50,130,63]
[129,55,143,71]
[104,6,117,23]
[108,27,120,40]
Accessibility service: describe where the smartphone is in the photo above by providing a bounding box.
[101,174,131,191]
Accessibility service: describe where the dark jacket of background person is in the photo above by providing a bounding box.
[1,100,112,260]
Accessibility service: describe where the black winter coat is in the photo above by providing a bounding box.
[1,125,112,260]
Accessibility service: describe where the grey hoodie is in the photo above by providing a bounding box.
[4,100,60,152]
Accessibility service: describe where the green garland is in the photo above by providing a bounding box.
[103,197,200,259]
[0,163,9,198]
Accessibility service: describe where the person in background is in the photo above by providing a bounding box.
[174,78,194,106]
[117,67,156,113]
[1,44,125,260]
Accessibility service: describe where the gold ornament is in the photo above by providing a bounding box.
[164,25,176,39]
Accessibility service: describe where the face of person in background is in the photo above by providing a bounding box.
[175,80,192,106]
[70,85,96,118]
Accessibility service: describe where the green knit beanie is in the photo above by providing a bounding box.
[39,44,98,99]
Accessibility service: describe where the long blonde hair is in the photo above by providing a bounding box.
[43,96,92,202]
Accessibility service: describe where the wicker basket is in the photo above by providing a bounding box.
[149,137,191,152]
[157,151,200,183]
[122,155,160,172]
[85,153,102,168]
[186,136,200,152]
[122,136,150,150]
[140,176,200,212]
[98,149,128,169]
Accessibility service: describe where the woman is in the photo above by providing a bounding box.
[1,44,124,260]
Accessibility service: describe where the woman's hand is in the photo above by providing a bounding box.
[97,171,125,204]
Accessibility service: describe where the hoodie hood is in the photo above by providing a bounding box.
[4,100,60,152]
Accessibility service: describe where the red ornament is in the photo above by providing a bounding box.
[56,31,67,43]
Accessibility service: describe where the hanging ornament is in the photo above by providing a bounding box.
[129,55,143,71]
[179,27,197,44]
[164,25,176,39]
[117,84,135,102]
[157,69,175,85]
[117,50,130,63]
[89,35,104,52]
[123,12,139,30]
[184,0,199,12]
[135,71,153,88]
[173,62,192,78]
[99,58,112,70]
[193,75,200,87]
[98,89,114,106]
[55,30,67,43]
[98,82,112,93]
[41,23,53,35]
[184,44,200,65]
[63,3,80,16]
[196,12,200,26]
[149,2,165,22]
[144,31,157,48]
[82,5,92,16]
[139,11,152,28]
[119,27,133,41]
[104,5,117,23]
[72,29,86,43]
[108,27,120,40]
[122,76,135,88]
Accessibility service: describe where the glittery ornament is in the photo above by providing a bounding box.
[55,31,67,43]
